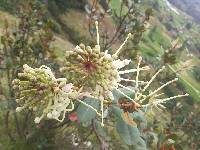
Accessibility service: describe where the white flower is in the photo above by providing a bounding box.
[47,113,53,119]
[16,107,23,112]
[34,117,41,124]
[112,59,131,69]
[13,65,85,123]
[61,22,134,105]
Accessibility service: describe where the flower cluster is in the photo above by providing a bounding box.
[12,64,79,123]
[61,44,132,100]
[13,22,189,127]
[61,22,143,126]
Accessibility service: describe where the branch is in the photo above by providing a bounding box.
[104,5,133,49]
[4,111,15,142]
[92,120,109,150]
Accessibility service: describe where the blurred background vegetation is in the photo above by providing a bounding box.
[0,0,199,149]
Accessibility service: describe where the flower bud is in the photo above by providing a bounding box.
[34,117,41,124]
[16,107,23,112]
[53,87,60,93]
[47,113,53,119]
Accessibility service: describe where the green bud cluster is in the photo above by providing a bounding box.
[12,65,64,113]
[61,44,120,98]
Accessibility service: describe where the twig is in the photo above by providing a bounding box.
[104,5,132,49]
[92,120,109,150]
[4,111,15,142]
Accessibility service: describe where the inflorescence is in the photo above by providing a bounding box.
[13,22,189,126]
[13,65,80,123]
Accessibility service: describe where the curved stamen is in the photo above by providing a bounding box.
[114,33,132,57]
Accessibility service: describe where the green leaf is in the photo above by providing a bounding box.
[134,137,147,150]
[95,121,111,141]
[111,105,123,118]
[112,105,146,124]
[132,110,146,123]
[112,106,146,146]
[116,117,141,145]
[112,105,140,145]
[112,86,135,101]
[77,97,99,123]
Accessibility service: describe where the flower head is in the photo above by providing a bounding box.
[60,22,146,126]
[13,64,78,123]
[61,22,133,101]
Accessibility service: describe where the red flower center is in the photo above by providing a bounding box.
[83,60,97,72]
